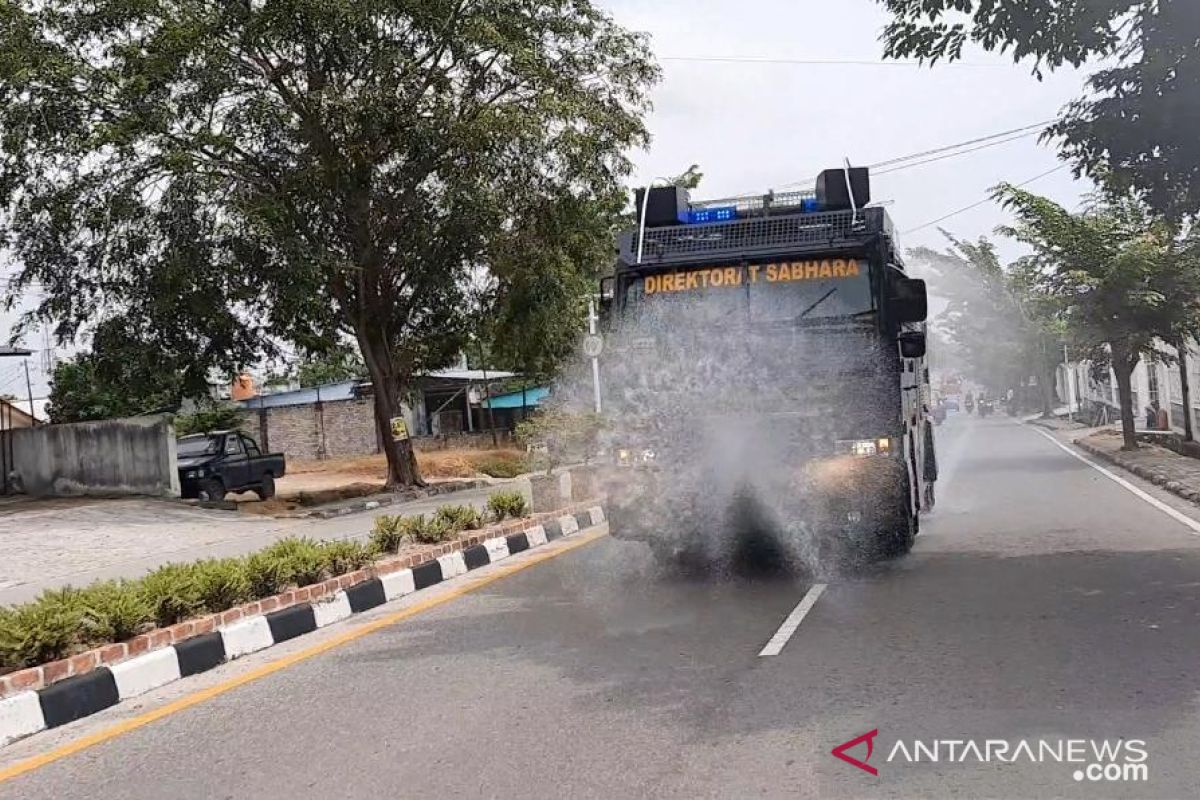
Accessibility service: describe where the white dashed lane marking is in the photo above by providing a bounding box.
[759,583,827,657]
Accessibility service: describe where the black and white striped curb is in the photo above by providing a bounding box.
[0,507,605,748]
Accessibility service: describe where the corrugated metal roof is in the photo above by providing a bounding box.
[427,368,516,381]
[240,381,360,409]
[239,369,517,409]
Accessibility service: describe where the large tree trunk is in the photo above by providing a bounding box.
[1039,362,1056,417]
[1111,344,1138,451]
[357,329,423,488]
[1038,338,1055,417]
[1179,339,1194,442]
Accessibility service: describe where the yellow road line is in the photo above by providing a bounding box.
[0,527,608,785]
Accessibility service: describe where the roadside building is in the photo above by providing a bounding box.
[1058,341,1200,432]
[480,386,550,431]
[0,398,39,430]
[235,369,516,461]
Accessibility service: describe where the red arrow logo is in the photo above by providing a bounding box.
[832,729,879,776]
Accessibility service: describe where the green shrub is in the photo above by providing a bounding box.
[79,581,153,644]
[405,515,454,544]
[138,564,204,627]
[191,558,252,612]
[514,409,606,473]
[0,589,85,668]
[320,540,375,575]
[434,505,483,532]
[474,456,529,479]
[244,550,291,598]
[397,515,428,540]
[258,537,328,588]
[369,515,407,555]
[175,402,244,436]
[487,491,528,521]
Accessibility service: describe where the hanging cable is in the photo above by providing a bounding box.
[900,164,1068,236]
[728,119,1058,197]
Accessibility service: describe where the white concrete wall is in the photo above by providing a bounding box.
[1059,339,1200,431]
[7,414,179,497]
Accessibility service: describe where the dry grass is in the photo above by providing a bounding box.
[420,448,527,478]
[286,454,389,477]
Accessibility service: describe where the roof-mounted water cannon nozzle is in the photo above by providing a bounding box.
[816,167,870,211]
[634,186,691,229]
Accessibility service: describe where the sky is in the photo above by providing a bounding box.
[3,0,1101,402]
[603,0,1097,258]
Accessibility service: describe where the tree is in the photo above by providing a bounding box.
[486,193,620,401]
[0,1,658,488]
[295,348,365,389]
[258,347,365,390]
[878,1,1200,219]
[909,233,1059,414]
[46,350,186,424]
[1161,226,1200,441]
[994,186,1200,449]
[668,164,704,190]
[514,408,605,474]
[174,402,245,436]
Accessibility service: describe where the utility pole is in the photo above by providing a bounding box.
[1062,344,1074,424]
[477,342,497,447]
[23,359,36,424]
[587,297,602,414]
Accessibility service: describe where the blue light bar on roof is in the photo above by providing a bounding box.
[683,206,738,225]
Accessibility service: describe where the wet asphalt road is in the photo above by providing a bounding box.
[4,415,1200,798]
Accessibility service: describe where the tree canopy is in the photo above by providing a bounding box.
[909,233,1059,413]
[994,185,1200,446]
[878,0,1200,218]
[0,0,658,485]
[46,349,184,424]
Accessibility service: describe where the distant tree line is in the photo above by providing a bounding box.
[882,0,1200,450]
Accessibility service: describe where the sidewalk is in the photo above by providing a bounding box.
[1026,415,1089,432]
[1074,429,1200,503]
[0,479,530,607]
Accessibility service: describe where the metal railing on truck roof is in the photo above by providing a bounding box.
[618,206,893,269]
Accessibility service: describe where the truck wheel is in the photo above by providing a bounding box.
[197,479,226,502]
[255,474,276,501]
[879,509,916,559]
[876,478,916,560]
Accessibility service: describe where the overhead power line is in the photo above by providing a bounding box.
[872,129,1045,176]
[726,119,1058,198]
[867,121,1055,171]
[900,164,1068,236]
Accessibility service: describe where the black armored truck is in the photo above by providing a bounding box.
[597,167,934,565]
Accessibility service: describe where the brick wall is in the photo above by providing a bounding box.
[322,399,380,457]
[238,400,379,461]
[267,404,323,460]
[238,400,508,461]
[239,409,265,447]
